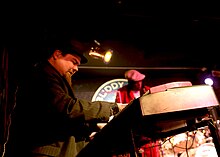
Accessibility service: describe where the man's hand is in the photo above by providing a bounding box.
[95,103,128,135]
[89,132,97,140]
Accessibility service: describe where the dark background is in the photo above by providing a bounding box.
[2,1,220,68]
[2,1,220,96]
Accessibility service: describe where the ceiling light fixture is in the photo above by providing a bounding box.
[89,40,113,64]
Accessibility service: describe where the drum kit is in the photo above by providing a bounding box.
[160,126,218,157]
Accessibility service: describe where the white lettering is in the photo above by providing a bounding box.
[111,82,119,90]
[91,79,128,102]
[98,92,107,98]
[118,82,125,88]
[104,85,112,92]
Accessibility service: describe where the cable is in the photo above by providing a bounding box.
[1,86,18,157]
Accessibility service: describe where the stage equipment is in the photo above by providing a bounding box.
[89,40,113,64]
[77,82,220,157]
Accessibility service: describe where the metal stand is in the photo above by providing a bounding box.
[129,129,138,157]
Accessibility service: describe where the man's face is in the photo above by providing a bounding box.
[129,80,143,91]
[53,51,81,77]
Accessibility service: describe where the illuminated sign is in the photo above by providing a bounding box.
[92,79,128,102]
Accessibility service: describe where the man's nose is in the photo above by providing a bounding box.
[73,65,78,72]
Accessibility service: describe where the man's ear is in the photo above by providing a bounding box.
[53,50,62,59]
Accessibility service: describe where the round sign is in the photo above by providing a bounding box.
[92,78,128,102]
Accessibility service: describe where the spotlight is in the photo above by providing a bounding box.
[204,77,214,86]
[89,40,113,64]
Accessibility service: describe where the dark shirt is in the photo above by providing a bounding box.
[6,61,118,157]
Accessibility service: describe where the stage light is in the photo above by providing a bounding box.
[204,77,214,86]
[89,40,113,64]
